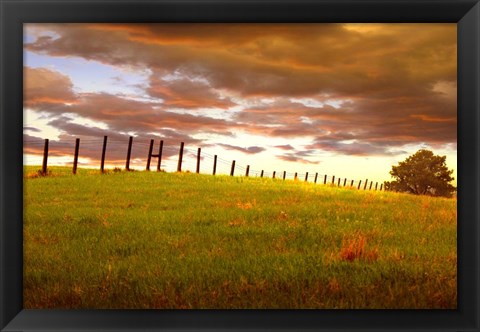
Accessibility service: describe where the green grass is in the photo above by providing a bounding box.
[23,166,457,309]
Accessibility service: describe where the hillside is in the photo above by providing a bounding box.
[23,166,457,309]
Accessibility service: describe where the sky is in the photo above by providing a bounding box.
[23,23,457,185]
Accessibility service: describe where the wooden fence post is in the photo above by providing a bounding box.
[246,165,250,177]
[294,172,298,180]
[283,171,286,180]
[146,139,154,171]
[73,138,80,175]
[380,183,383,191]
[314,173,318,184]
[375,182,378,190]
[358,180,362,189]
[100,136,107,173]
[260,170,264,178]
[305,172,308,182]
[338,178,341,186]
[332,175,335,184]
[125,136,133,171]
[156,140,163,172]
[363,179,368,190]
[369,182,373,190]
[213,155,217,175]
[196,148,201,173]
[324,174,327,184]
[230,160,235,176]
[343,178,347,187]
[351,179,354,187]
[41,138,49,175]
[177,142,184,172]
[273,171,276,179]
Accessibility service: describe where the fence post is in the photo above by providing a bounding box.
[213,155,217,175]
[177,142,184,172]
[260,170,264,178]
[338,178,341,186]
[324,175,327,184]
[369,182,373,190]
[375,182,378,190]
[146,139,154,171]
[41,138,49,175]
[272,171,276,179]
[363,179,368,190]
[305,172,308,182]
[246,165,250,177]
[358,180,362,189]
[196,148,201,173]
[332,175,335,184]
[351,179,354,187]
[157,140,163,172]
[230,160,235,176]
[126,136,133,171]
[101,136,107,173]
[73,138,80,175]
[343,178,347,187]
[283,171,286,180]
[380,183,383,191]
[314,173,318,184]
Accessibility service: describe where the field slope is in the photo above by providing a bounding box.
[23,166,457,309]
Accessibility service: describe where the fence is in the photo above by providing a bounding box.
[25,136,386,191]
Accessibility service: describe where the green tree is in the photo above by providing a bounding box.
[385,149,456,197]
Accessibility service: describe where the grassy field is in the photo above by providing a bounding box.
[23,166,457,309]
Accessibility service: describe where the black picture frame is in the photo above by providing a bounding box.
[1,0,479,331]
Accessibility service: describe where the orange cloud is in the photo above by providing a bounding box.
[148,73,235,109]
[24,67,77,107]
[411,114,456,123]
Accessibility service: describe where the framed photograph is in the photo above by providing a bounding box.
[1,0,479,331]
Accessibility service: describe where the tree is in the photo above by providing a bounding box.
[385,149,456,197]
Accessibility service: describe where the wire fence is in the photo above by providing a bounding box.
[24,136,386,191]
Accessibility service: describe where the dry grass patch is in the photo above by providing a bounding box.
[25,170,51,179]
[236,200,256,210]
[228,218,246,227]
[339,233,379,262]
[328,277,341,293]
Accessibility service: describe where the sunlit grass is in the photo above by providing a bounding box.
[23,166,457,309]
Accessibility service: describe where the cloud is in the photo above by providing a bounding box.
[24,23,457,158]
[236,94,456,155]
[277,153,320,165]
[25,23,456,97]
[274,147,320,165]
[148,72,236,109]
[24,126,41,132]
[274,144,295,151]
[23,67,240,140]
[306,139,399,156]
[24,67,77,107]
[217,143,265,154]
